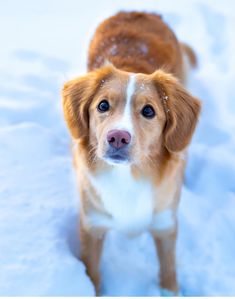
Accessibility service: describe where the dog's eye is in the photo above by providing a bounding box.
[141,105,155,119]
[97,100,110,112]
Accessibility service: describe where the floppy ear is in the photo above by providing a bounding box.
[62,66,114,140]
[153,70,201,152]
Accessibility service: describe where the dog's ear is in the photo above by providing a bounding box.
[62,74,96,140]
[152,70,201,153]
[62,66,114,140]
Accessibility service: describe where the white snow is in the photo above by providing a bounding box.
[0,0,235,296]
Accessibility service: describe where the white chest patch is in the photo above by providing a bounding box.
[88,165,154,233]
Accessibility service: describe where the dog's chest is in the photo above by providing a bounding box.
[89,166,154,232]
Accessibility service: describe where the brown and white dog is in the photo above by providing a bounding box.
[62,12,201,296]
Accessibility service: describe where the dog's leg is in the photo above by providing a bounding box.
[80,224,105,295]
[152,229,178,295]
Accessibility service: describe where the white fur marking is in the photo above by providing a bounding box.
[152,209,175,231]
[88,165,154,233]
[115,74,136,134]
[86,211,114,229]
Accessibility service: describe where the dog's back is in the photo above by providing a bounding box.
[88,12,183,78]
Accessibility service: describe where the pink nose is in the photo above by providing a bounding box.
[107,130,131,149]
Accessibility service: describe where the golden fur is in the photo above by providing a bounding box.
[62,11,201,295]
[88,12,184,78]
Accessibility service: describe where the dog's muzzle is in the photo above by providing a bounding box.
[105,129,131,163]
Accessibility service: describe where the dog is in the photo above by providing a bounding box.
[62,11,201,295]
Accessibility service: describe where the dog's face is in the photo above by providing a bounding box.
[88,71,166,165]
[62,65,201,166]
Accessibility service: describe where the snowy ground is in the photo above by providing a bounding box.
[0,0,235,296]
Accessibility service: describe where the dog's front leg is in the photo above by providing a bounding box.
[80,223,105,295]
[152,228,179,296]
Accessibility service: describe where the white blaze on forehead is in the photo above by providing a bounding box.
[115,74,136,133]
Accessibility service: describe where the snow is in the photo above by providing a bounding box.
[0,0,235,296]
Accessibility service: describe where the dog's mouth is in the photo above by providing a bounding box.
[107,154,130,164]
[104,148,131,165]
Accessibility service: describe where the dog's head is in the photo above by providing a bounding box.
[62,65,201,166]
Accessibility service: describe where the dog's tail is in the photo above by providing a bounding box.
[181,42,197,69]
[180,43,197,85]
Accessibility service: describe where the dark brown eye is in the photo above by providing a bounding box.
[141,105,155,119]
[97,100,109,112]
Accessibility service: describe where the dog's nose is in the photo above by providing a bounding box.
[107,130,131,149]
